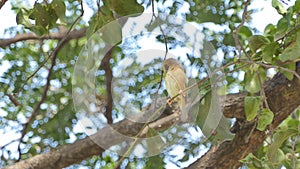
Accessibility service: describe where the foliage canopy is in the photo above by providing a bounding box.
[0,0,300,168]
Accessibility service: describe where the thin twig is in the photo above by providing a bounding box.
[6,94,22,107]
[20,1,84,92]
[233,0,251,60]
[113,103,166,169]
[150,0,168,71]
[16,0,84,160]
[275,24,300,42]
[246,60,300,80]
[113,59,244,168]
[256,70,270,110]
[150,0,169,111]
[17,43,57,161]
[114,1,160,167]
[96,0,101,15]
[115,1,172,166]
[0,139,19,149]
[169,59,246,103]
[244,121,257,143]
[114,87,210,169]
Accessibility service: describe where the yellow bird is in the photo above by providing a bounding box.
[162,58,187,121]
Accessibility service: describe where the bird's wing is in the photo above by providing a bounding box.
[169,67,187,93]
[167,66,188,121]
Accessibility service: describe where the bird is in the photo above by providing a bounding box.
[162,58,188,121]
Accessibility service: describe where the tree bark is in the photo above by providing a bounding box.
[4,64,300,169]
[188,63,300,169]
[0,28,87,48]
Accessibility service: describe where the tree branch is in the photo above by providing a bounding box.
[3,98,169,169]
[0,27,87,48]
[233,0,251,59]
[0,0,8,10]
[188,63,300,169]
[4,63,300,169]
[16,1,85,160]
[17,34,68,161]
[100,47,114,124]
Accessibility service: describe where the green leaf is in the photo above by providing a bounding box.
[248,35,270,52]
[86,6,115,37]
[196,90,234,143]
[244,96,260,121]
[295,0,300,12]
[30,3,47,27]
[240,153,260,163]
[264,24,276,37]
[244,67,266,93]
[245,71,259,93]
[106,0,144,16]
[262,42,279,63]
[296,108,300,121]
[270,149,286,165]
[101,21,122,45]
[275,18,288,40]
[196,91,211,129]
[146,127,165,155]
[267,129,298,163]
[240,153,265,168]
[16,8,33,28]
[238,26,253,39]
[223,32,235,46]
[272,0,287,15]
[257,109,274,131]
[146,126,159,137]
[16,8,47,35]
[29,2,58,32]
[145,155,164,169]
[51,0,66,22]
[282,62,296,80]
[279,43,300,62]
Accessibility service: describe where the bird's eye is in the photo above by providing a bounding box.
[164,65,169,71]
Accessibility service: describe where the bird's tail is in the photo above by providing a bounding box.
[180,94,188,122]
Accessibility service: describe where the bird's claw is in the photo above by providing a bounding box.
[167,98,173,107]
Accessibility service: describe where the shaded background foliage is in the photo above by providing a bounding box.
[0,0,300,168]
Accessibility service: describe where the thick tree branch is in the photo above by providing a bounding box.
[100,47,114,124]
[0,28,87,48]
[98,16,129,124]
[188,63,300,169]
[4,63,300,169]
[223,91,247,119]
[3,98,169,169]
